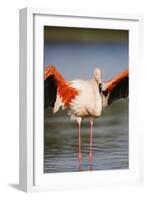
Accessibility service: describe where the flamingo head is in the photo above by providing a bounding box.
[93,68,102,84]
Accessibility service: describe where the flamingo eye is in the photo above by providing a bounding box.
[99,83,102,93]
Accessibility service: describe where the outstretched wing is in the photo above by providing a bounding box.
[44,65,79,112]
[102,70,129,105]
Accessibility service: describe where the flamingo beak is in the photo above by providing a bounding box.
[99,83,102,93]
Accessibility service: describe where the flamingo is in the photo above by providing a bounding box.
[44,65,128,164]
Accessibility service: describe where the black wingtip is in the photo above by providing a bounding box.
[44,75,57,109]
[108,76,129,105]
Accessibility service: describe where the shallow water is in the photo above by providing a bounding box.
[44,100,128,173]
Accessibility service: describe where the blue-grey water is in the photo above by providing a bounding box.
[44,100,128,173]
[44,42,128,81]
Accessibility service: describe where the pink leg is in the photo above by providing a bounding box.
[89,119,93,163]
[77,119,82,163]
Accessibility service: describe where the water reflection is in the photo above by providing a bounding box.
[44,100,128,173]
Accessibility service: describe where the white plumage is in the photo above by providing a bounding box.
[69,79,102,120]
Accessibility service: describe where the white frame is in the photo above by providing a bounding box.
[19,7,144,192]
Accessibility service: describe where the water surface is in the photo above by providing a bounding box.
[44,100,128,173]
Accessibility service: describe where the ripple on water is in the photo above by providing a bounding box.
[44,101,128,173]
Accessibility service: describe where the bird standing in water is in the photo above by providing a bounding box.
[44,65,128,164]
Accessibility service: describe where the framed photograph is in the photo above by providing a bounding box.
[19,8,144,192]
